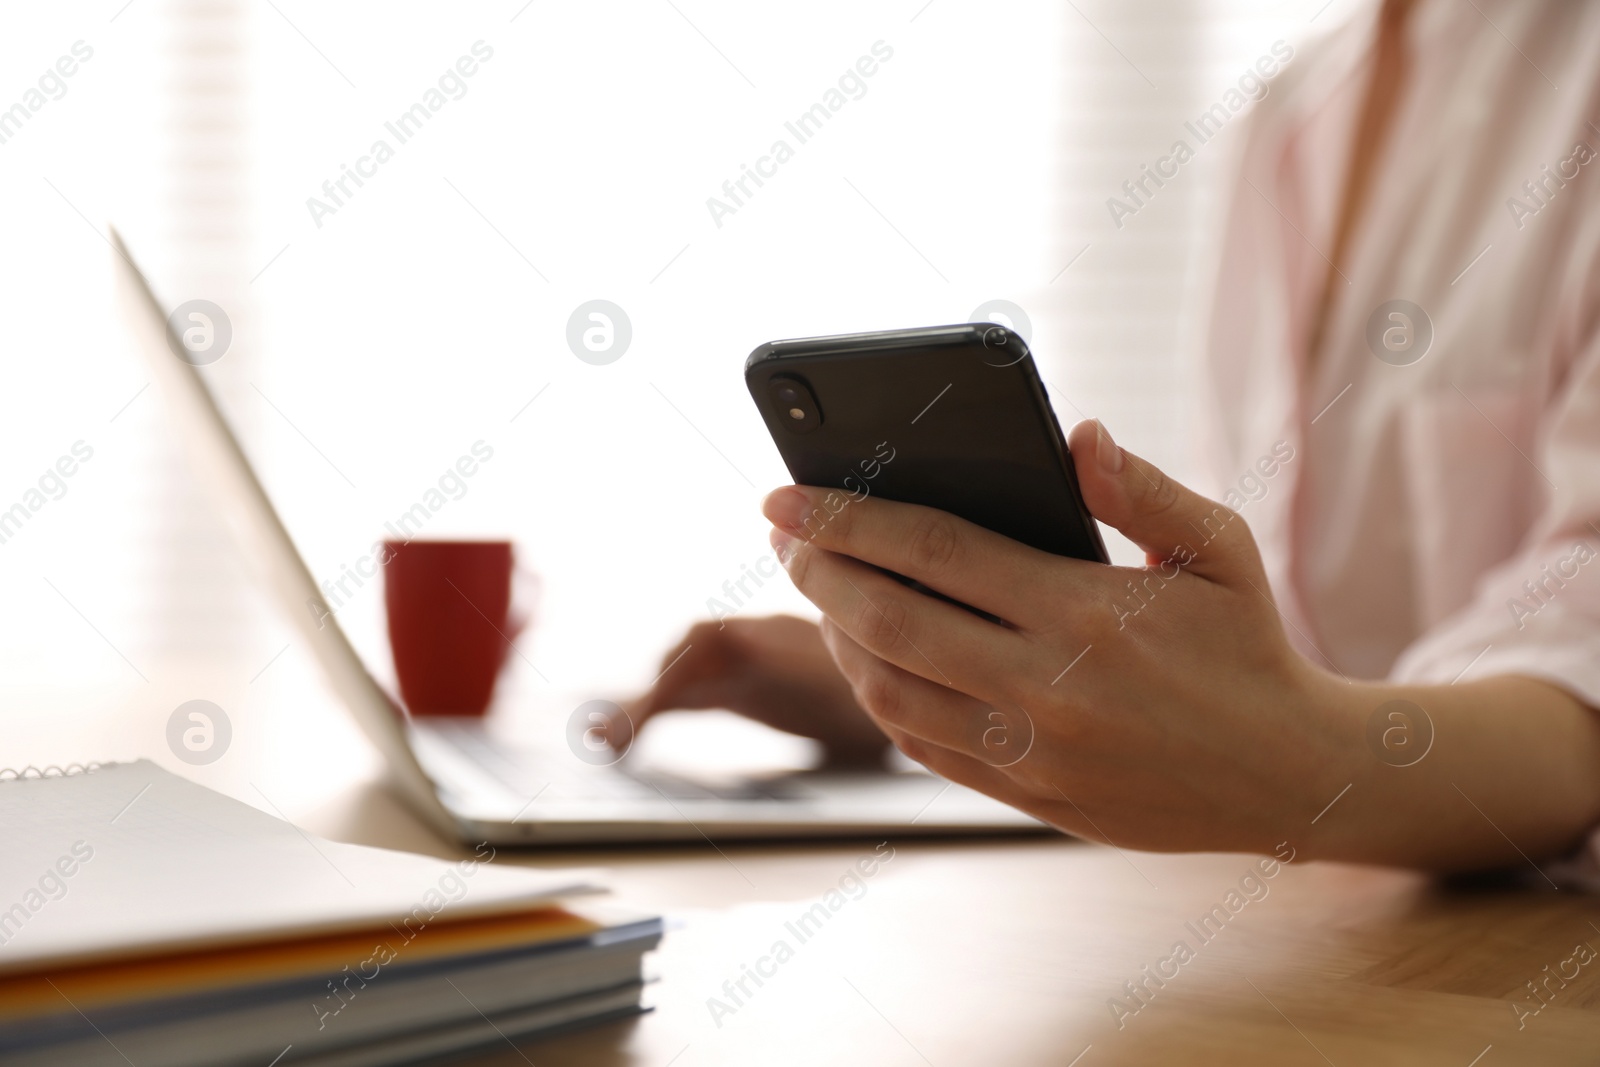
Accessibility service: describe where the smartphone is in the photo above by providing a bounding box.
[744,323,1109,566]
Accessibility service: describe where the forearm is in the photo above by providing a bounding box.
[1304,673,1600,872]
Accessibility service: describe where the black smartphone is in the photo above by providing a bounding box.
[744,323,1109,566]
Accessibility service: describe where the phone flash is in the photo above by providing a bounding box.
[788,408,805,420]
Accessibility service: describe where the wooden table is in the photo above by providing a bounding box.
[13,660,1600,1066]
[302,776,1600,1066]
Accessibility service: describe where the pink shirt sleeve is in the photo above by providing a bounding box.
[1386,217,1600,888]
[1387,264,1600,711]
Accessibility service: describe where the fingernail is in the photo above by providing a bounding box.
[1093,419,1124,474]
[762,486,811,532]
[769,526,797,565]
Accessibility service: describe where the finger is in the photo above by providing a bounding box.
[888,728,1115,844]
[628,629,695,721]
[619,667,737,757]
[821,634,1044,811]
[761,484,1084,629]
[883,726,1048,819]
[776,530,1034,701]
[624,623,732,729]
[1066,419,1267,585]
[820,618,1040,768]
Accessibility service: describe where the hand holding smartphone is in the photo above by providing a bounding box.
[745,323,1108,567]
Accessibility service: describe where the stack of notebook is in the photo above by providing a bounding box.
[0,761,661,1066]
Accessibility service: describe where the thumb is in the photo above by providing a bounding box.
[1068,419,1263,584]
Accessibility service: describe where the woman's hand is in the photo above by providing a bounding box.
[762,419,1349,856]
[763,419,1600,869]
[623,615,891,766]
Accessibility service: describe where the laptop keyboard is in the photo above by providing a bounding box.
[429,720,796,804]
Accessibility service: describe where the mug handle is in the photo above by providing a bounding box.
[506,559,542,644]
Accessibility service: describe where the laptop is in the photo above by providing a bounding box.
[111,229,1045,845]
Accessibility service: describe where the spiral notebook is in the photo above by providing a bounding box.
[0,761,661,1066]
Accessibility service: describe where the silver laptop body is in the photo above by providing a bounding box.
[112,229,1045,844]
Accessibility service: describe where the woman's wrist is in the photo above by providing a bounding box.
[1285,671,1600,870]
[1268,665,1371,863]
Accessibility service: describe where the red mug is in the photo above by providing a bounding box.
[382,540,530,716]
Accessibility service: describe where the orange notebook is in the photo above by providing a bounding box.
[0,906,602,1020]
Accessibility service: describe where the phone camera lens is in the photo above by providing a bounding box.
[768,376,822,435]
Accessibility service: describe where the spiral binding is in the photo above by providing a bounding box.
[0,761,109,782]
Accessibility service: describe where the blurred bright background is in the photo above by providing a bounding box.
[0,0,1346,808]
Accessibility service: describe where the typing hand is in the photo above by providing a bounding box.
[622,615,891,767]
